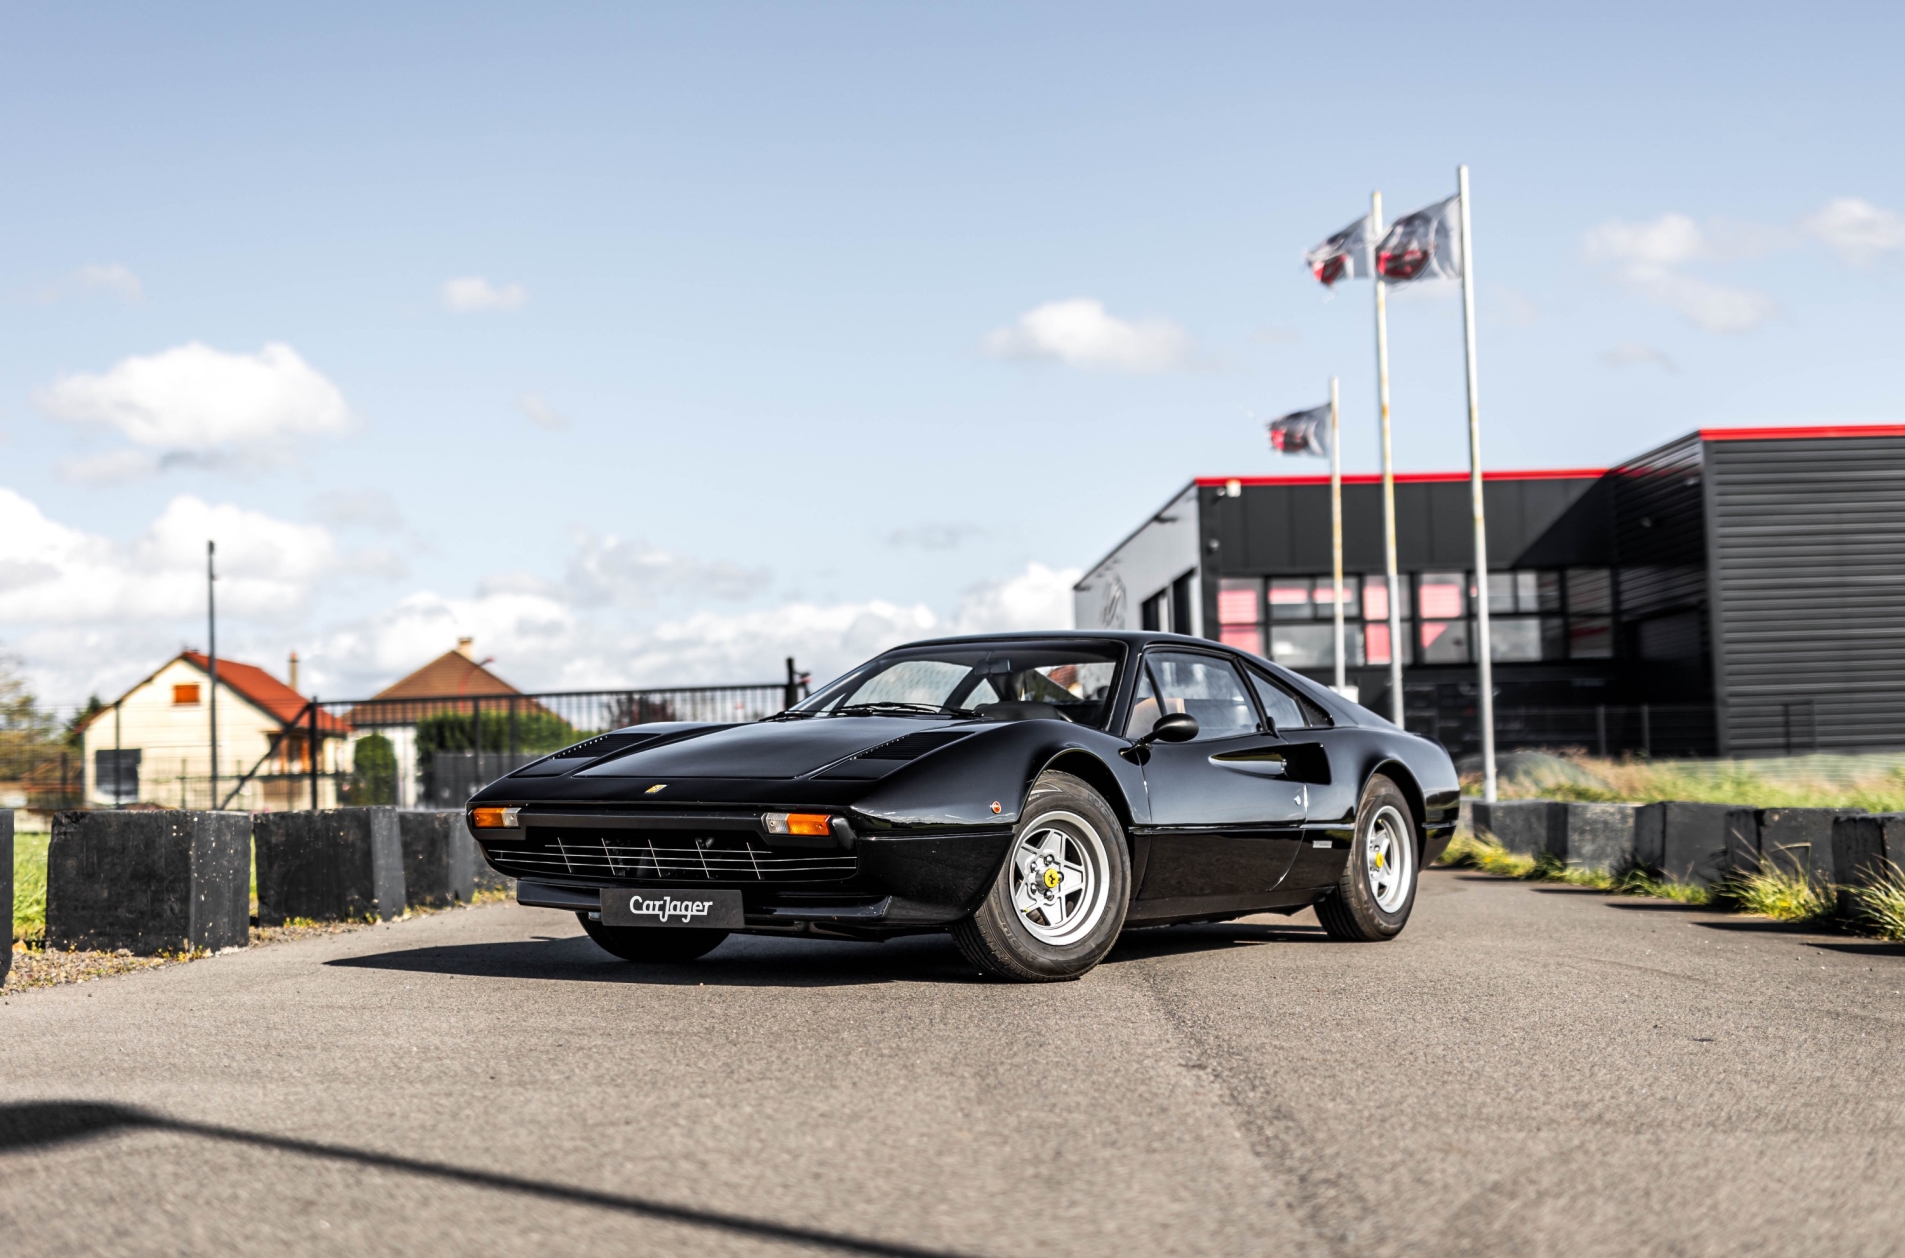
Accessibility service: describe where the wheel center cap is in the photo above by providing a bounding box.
[1042,867,1062,891]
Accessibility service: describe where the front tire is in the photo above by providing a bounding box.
[1315,774,1419,942]
[577,913,728,962]
[951,771,1130,982]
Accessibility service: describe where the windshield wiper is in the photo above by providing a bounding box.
[761,709,821,721]
[833,702,973,718]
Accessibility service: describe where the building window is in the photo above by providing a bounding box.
[1217,578,1263,655]
[172,683,201,705]
[1567,568,1613,614]
[1570,617,1614,659]
[1268,578,1313,621]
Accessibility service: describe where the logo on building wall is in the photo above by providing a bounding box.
[1099,574,1127,628]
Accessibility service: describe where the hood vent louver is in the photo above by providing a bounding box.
[511,731,663,776]
[551,732,657,760]
[855,730,973,762]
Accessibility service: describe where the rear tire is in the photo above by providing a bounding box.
[1315,774,1418,942]
[951,771,1130,982]
[577,913,728,962]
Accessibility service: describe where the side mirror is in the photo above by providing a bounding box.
[1133,711,1198,749]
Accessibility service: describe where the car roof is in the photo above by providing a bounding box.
[888,629,1212,650]
[878,630,1379,727]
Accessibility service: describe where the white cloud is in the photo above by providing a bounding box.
[442,276,528,313]
[949,562,1079,634]
[1801,197,1905,265]
[75,263,144,302]
[1616,267,1776,334]
[984,298,1193,373]
[34,342,353,454]
[0,490,340,629]
[1583,214,1777,333]
[306,561,1079,698]
[1584,214,1708,268]
[565,533,770,608]
[1601,343,1676,372]
[518,392,568,431]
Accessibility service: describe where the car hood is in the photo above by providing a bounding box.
[572,716,971,781]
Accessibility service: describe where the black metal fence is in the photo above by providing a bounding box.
[1407,701,1717,760]
[216,678,807,812]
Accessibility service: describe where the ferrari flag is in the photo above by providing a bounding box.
[1268,403,1332,458]
[1303,215,1374,288]
[1376,195,1463,282]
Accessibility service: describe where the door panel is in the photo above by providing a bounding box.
[1134,651,1307,903]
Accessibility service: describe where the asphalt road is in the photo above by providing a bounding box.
[2,870,1902,1258]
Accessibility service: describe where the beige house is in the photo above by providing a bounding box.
[80,652,349,811]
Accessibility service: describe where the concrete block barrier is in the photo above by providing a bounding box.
[46,810,250,955]
[2,809,12,986]
[1830,813,1905,886]
[1757,807,1864,884]
[1554,802,1650,870]
[1655,802,1757,887]
[1474,799,1562,857]
[398,811,477,909]
[254,807,406,926]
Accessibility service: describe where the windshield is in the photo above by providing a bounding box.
[792,641,1124,728]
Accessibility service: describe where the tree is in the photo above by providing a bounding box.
[343,733,398,806]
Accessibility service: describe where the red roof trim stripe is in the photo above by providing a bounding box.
[1698,425,1905,442]
[1194,468,1607,488]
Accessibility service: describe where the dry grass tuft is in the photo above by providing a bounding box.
[1716,867,1834,924]
[1843,864,1905,941]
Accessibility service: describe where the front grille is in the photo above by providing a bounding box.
[487,831,856,884]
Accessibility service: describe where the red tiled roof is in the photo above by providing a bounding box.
[182,652,348,734]
[368,650,523,701]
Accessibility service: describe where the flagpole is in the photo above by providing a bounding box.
[1458,164,1497,803]
[1329,376,1346,695]
[1373,191,1404,726]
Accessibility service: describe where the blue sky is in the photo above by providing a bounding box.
[3,2,1901,703]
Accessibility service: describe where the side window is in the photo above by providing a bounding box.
[1245,666,1332,731]
[1146,652,1257,741]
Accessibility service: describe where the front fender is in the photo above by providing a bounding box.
[849,721,1145,832]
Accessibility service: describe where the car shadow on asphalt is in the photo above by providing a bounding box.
[1106,921,1331,963]
[0,1100,974,1258]
[325,930,986,988]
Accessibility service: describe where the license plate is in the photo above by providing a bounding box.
[600,888,744,929]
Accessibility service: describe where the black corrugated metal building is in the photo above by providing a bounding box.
[1072,425,1905,758]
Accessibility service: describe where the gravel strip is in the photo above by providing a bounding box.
[4,891,513,992]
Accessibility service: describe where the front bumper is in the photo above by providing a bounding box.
[483,819,1015,936]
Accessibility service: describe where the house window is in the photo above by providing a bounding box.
[1268,578,1313,621]
[173,683,201,705]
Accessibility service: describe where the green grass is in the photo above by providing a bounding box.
[1843,865,1905,940]
[1468,753,1905,813]
[1718,867,1834,924]
[13,830,48,943]
[1440,830,1718,906]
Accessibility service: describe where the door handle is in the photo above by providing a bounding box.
[1208,750,1287,776]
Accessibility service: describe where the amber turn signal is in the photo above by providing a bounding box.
[471,806,520,829]
[762,812,832,836]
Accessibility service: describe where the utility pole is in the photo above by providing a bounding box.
[207,540,218,811]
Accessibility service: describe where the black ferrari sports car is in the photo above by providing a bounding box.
[468,631,1459,981]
